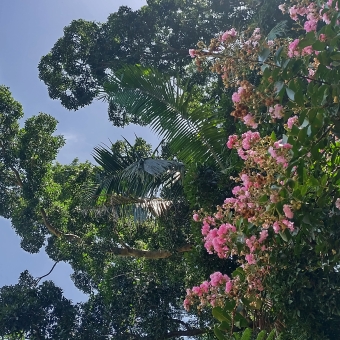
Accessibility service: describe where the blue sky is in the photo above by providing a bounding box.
[0,0,164,303]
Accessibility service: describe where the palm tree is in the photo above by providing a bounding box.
[86,137,184,220]
[99,65,228,170]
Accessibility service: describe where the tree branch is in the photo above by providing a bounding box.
[40,207,82,243]
[35,261,59,284]
[109,243,192,259]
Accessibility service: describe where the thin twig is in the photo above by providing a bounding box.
[35,261,59,284]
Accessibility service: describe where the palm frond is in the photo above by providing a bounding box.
[267,20,287,41]
[100,65,225,169]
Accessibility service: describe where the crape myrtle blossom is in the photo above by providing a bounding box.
[185,0,340,316]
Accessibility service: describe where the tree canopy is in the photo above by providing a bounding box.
[38,0,287,126]
[2,0,340,339]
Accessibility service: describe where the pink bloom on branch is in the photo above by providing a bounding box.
[282,219,295,231]
[288,39,300,58]
[287,116,298,129]
[226,134,238,149]
[221,28,237,42]
[302,45,314,56]
[225,281,233,293]
[189,49,196,58]
[202,223,210,236]
[283,204,294,219]
[319,33,327,42]
[193,213,199,222]
[258,229,268,243]
[232,92,241,103]
[289,5,299,20]
[336,198,340,210]
[269,104,284,119]
[243,114,258,129]
[304,19,318,32]
[245,253,256,265]
[278,4,286,13]
[273,221,281,233]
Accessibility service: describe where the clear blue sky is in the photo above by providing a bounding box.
[0,0,162,303]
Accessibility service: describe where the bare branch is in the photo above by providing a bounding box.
[35,261,59,284]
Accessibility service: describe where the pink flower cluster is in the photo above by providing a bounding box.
[189,49,196,58]
[243,114,258,129]
[227,131,261,161]
[280,1,339,34]
[184,271,234,311]
[287,115,299,129]
[221,28,237,42]
[268,140,292,168]
[269,104,284,119]
[231,86,245,103]
[288,38,317,58]
[202,218,236,258]
[244,27,261,48]
[335,198,340,210]
[272,219,294,234]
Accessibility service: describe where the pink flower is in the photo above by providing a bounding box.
[232,92,241,103]
[245,254,256,265]
[287,116,298,129]
[221,28,237,42]
[226,134,238,149]
[273,221,281,233]
[322,12,331,24]
[269,104,284,119]
[302,45,314,55]
[289,5,299,20]
[193,213,199,222]
[304,19,318,32]
[225,281,233,293]
[336,198,340,210]
[258,230,268,243]
[200,281,210,293]
[288,39,300,58]
[278,4,286,13]
[282,219,295,231]
[307,68,315,83]
[283,204,294,219]
[202,223,210,236]
[243,114,258,129]
[189,49,196,58]
[210,272,229,287]
[319,33,327,42]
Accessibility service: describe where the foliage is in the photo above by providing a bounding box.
[185,0,340,338]
[38,0,287,125]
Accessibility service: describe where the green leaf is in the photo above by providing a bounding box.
[240,328,252,340]
[224,299,236,311]
[256,330,267,340]
[258,48,271,62]
[214,325,228,340]
[331,53,340,60]
[266,330,276,340]
[235,313,249,328]
[274,81,284,93]
[213,307,231,322]
[233,267,246,280]
[279,231,288,242]
[312,40,326,51]
[286,88,295,101]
